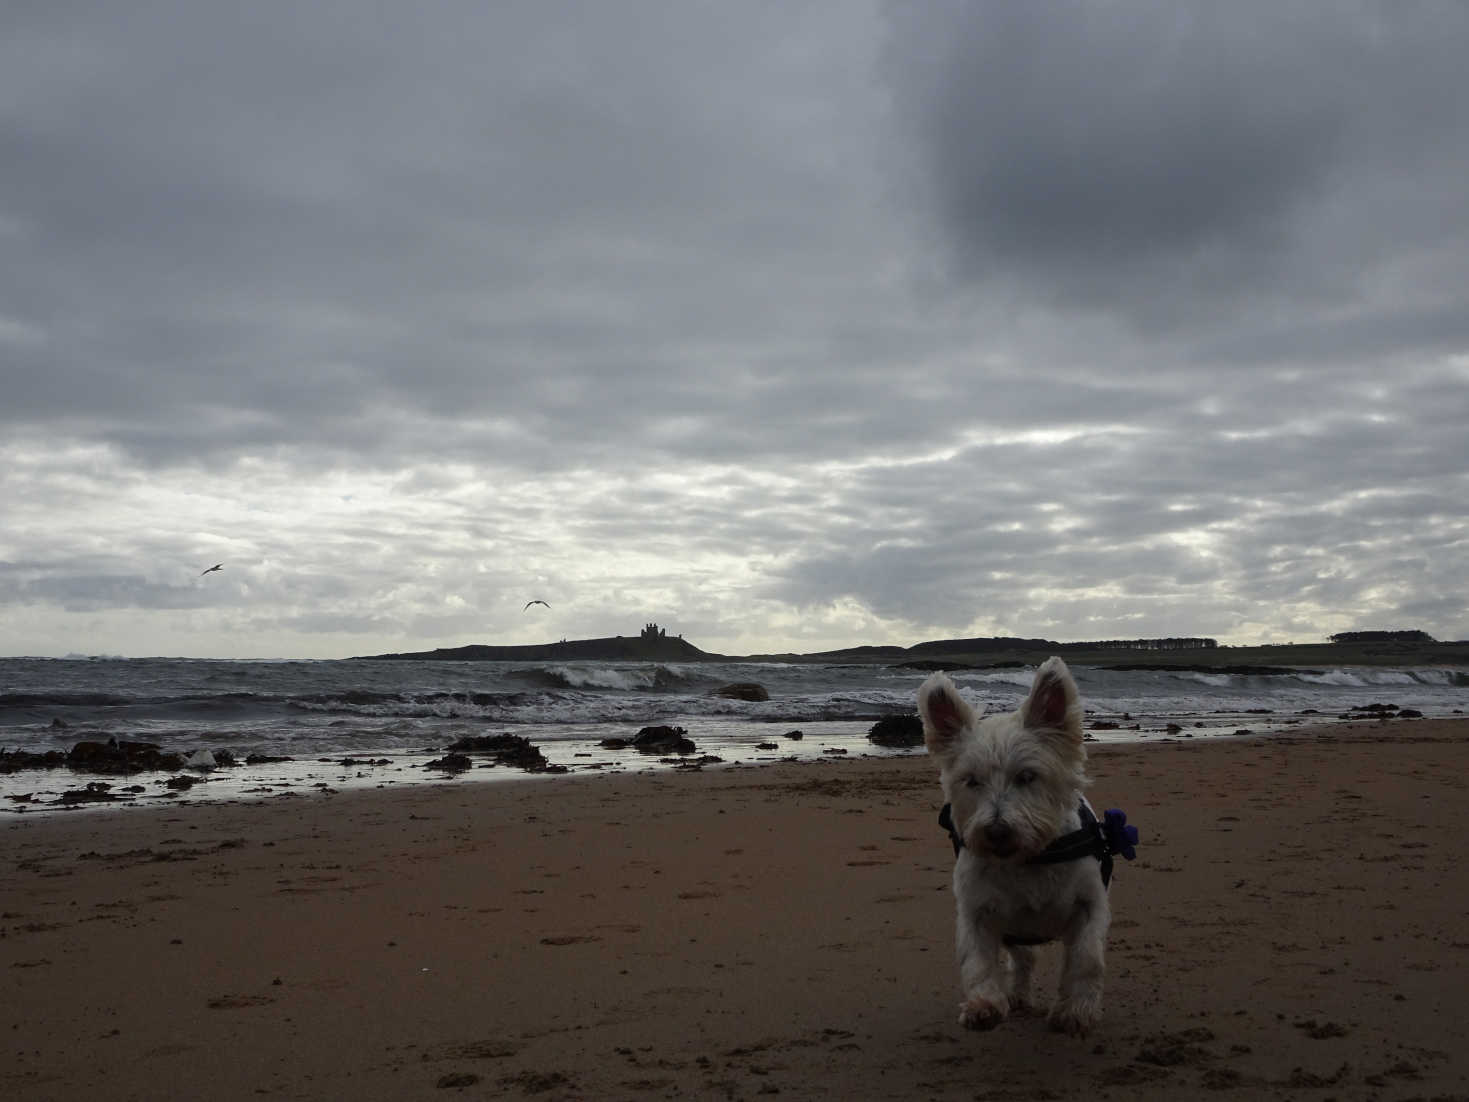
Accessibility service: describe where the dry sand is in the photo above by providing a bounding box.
[3,720,1467,1101]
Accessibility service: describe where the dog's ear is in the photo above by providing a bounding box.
[1020,656,1083,743]
[918,672,976,756]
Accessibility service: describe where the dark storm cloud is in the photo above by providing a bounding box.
[1,0,891,468]
[883,1,1469,328]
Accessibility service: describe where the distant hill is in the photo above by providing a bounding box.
[354,631,1468,669]
[907,636,1058,655]
[354,633,719,663]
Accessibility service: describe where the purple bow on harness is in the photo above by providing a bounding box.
[1103,808,1139,861]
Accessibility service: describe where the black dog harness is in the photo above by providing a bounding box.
[937,800,1138,889]
[939,801,1139,946]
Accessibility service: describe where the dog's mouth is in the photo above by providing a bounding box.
[979,840,1021,859]
[967,832,1025,860]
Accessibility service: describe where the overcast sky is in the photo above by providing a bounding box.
[3,1,1467,659]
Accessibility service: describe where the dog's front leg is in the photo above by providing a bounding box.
[1051,895,1109,1036]
[955,909,1009,1030]
[1008,943,1035,1011]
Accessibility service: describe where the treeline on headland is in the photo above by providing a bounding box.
[1068,637,1217,650]
[1328,630,1436,644]
[805,631,1464,670]
[907,636,1219,653]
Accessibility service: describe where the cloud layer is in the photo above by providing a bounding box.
[2,1,1466,657]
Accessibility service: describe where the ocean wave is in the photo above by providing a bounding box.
[950,670,1036,689]
[288,689,537,719]
[0,691,136,708]
[520,664,704,693]
[1410,667,1469,687]
[1177,672,1235,688]
[1297,668,1412,688]
[4,657,1465,772]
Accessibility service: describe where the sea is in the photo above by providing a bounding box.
[3,656,1466,814]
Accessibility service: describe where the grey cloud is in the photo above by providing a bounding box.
[0,564,207,613]
[883,2,1469,329]
[761,388,1469,642]
[2,0,891,469]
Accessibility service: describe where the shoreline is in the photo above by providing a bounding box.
[4,718,1469,1100]
[3,710,1434,818]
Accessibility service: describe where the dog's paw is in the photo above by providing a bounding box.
[1004,999,1040,1022]
[958,996,1007,1031]
[1048,998,1101,1037]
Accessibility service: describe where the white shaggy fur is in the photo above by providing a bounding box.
[918,657,1109,1036]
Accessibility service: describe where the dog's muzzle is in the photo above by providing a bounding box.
[979,820,1019,857]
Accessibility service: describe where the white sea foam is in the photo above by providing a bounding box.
[1178,671,1233,688]
[1298,668,1371,687]
[1353,669,1423,686]
[952,669,1036,689]
[1411,668,1461,686]
[547,665,656,691]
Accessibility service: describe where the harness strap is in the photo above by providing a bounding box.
[937,801,1138,891]
[1026,803,1114,887]
[938,802,963,856]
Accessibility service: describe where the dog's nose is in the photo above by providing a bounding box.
[983,821,1016,849]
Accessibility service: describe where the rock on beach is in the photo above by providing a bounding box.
[631,725,697,754]
[867,714,924,747]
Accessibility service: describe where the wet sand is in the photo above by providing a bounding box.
[3,719,1467,1100]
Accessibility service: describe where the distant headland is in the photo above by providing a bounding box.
[356,623,712,663]
[352,625,1467,669]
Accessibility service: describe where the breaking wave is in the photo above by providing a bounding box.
[1295,667,1469,688]
[526,664,703,692]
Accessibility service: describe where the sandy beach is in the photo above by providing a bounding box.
[3,719,1467,1101]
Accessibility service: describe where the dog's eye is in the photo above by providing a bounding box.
[1013,769,1037,787]
[964,775,981,789]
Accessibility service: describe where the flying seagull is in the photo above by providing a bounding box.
[523,599,550,611]
[200,564,223,576]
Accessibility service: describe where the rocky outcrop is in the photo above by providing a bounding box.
[1,749,68,773]
[867,714,924,747]
[67,739,186,775]
[443,733,567,773]
[424,752,474,772]
[631,725,697,755]
[58,781,120,804]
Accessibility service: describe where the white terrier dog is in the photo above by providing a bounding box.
[919,657,1134,1036]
